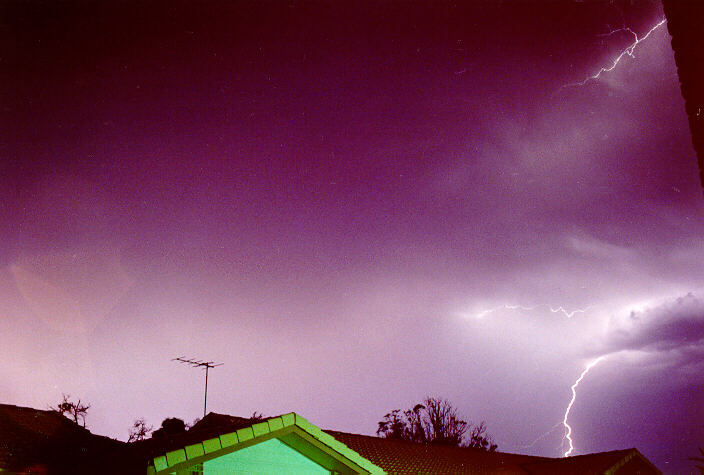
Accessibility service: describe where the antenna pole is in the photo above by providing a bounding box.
[204,365,209,417]
[172,356,223,419]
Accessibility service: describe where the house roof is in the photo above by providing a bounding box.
[0,404,661,474]
[325,431,661,475]
[145,412,384,474]
[150,413,660,475]
[663,0,704,192]
[519,448,661,475]
[326,430,547,474]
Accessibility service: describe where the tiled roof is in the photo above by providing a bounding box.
[521,448,661,474]
[324,431,661,475]
[325,430,547,474]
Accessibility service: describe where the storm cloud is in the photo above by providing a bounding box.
[601,293,704,364]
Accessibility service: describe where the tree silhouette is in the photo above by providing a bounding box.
[377,396,497,451]
[152,418,187,438]
[250,411,266,421]
[127,418,153,442]
[466,421,497,451]
[51,394,90,427]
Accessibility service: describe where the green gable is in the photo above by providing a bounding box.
[202,438,329,474]
[149,413,384,475]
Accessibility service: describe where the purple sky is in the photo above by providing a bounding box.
[2,1,703,472]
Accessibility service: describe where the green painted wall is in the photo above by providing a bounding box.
[198,438,330,474]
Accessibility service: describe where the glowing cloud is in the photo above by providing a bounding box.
[9,248,134,335]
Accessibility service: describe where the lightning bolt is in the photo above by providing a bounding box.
[562,356,606,457]
[468,303,605,456]
[474,303,593,320]
[559,18,667,90]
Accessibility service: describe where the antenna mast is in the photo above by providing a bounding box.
[172,356,224,417]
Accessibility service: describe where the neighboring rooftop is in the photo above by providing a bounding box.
[127,412,266,463]
[520,448,662,475]
[0,403,132,474]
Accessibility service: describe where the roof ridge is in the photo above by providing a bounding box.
[0,402,61,414]
[524,447,637,460]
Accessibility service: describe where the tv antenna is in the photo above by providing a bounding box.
[173,356,224,417]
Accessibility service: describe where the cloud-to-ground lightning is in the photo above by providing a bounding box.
[474,303,593,320]
[560,18,666,90]
[562,356,607,457]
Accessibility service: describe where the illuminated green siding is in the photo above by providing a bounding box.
[199,438,329,474]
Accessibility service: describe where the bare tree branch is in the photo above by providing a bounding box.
[128,418,154,442]
[51,394,90,427]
